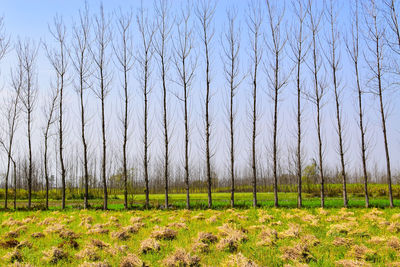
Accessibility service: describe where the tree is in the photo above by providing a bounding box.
[326,0,348,207]
[17,39,39,209]
[137,5,155,209]
[266,0,288,208]
[222,8,241,208]
[174,4,196,209]
[45,15,68,209]
[114,8,134,209]
[91,4,112,210]
[43,81,58,209]
[71,3,91,209]
[154,0,173,209]
[346,0,369,208]
[364,0,394,207]
[0,58,22,209]
[290,0,308,208]
[307,0,326,208]
[196,0,216,209]
[247,1,263,207]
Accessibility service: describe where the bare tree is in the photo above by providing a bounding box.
[0,60,22,209]
[346,0,369,208]
[247,1,263,207]
[45,15,68,209]
[43,82,58,209]
[114,8,134,209]
[222,9,241,208]
[266,0,288,208]
[0,16,10,61]
[290,0,308,208]
[174,5,196,209]
[137,5,155,209]
[307,0,326,208]
[196,0,216,209]
[364,0,394,207]
[17,39,39,209]
[326,0,348,207]
[91,4,112,210]
[154,0,173,208]
[71,3,91,209]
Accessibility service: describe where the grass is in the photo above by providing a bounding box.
[2,192,398,210]
[1,207,400,266]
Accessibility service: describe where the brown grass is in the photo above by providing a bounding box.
[16,240,32,250]
[191,242,209,253]
[279,223,301,239]
[347,245,375,261]
[0,239,19,249]
[111,230,130,240]
[120,253,145,267]
[335,259,371,267]
[151,226,177,240]
[387,236,400,250]
[43,247,68,264]
[332,237,353,247]
[140,238,160,254]
[76,246,101,261]
[162,248,200,267]
[78,261,111,267]
[31,232,45,238]
[91,239,110,249]
[224,253,259,267]
[196,232,218,244]
[3,249,23,263]
[280,243,314,263]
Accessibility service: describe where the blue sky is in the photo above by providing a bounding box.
[0,0,399,183]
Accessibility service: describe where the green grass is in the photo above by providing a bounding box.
[1,207,400,266]
[2,192,397,211]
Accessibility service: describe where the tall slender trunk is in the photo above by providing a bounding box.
[101,75,108,210]
[144,79,149,209]
[13,161,16,210]
[123,64,128,209]
[296,52,302,208]
[60,76,66,209]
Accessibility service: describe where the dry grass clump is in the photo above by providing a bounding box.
[16,240,32,250]
[191,242,210,253]
[120,253,145,267]
[2,217,23,227]
[5,230,20,239]
[206,215,218,224]
[224,253,259,267]
[39,217,56,226]
[259,214,274,223]
[88,224,110,235]
[111,229,130,240]
[335,259,371,267]
[279,223,301,239]
[43,247,68,264]
[140,238,160,254]
[58,239,80,250]
[59,229,79,240]
[301,214,319,226]
[91,239,110,249]
[327,222,358,236]
[8,263,34,267]
[388,222,400,233]
[31,232,45,238]
[78,261,111,267]
[300,234,320,247]
[44,223,65,234]
[76,246,101,261]
[3,249,23,263]
[0,239,19,249]
[123,223,144,234]
[216,224,248,252]
[281,243,314,263]
[347,245,376,261]
[197,232,218,244]
[79,216,94,228]
[130,216,143,224]
[167,222,187,229]
[333,237,353,247]
[256,228,278,247]
[162,248,200,267]
[151,226,177,240]
[368,236,386,245]
[387,236,400,250]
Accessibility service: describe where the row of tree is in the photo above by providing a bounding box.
[0,0,399,210]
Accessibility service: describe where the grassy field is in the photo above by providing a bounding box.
[1,193,400,266]
[3,192,400,210]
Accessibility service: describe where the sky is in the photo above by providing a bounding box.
[0,0,399,185]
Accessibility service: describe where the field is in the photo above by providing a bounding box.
[1,194,400,266]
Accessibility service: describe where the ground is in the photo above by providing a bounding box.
[1,203,400,266]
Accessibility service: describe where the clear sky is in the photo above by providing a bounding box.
[0,0,399,184]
